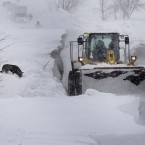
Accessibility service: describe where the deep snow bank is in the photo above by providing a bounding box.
[51,33,67,81]
[0,26,66,97]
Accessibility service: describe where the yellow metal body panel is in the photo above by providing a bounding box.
[107,50,115,64]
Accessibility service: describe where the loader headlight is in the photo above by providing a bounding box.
[128,56,137,66]
[79,57,84,62]
[131,56,137,61]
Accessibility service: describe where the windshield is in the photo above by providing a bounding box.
[85,33,120,62]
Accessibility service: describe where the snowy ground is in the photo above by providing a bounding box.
[0,0,145,145]
[0,90,145,145]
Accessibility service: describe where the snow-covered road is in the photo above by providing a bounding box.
[0,89,145,145]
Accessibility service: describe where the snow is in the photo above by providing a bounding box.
[0,91,144,145]
[0,27,65,97]
[0,0,145,145]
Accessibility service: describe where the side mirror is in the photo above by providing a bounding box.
[77,37,83,45]
[125,37,129,44]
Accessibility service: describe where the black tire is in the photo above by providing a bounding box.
[75,71,82,95]
[68,71,75,96]
[68,70,82,96]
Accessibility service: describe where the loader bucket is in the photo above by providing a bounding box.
[81,66,145,95]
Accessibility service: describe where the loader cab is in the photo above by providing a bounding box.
[70,32,131,66]
[85,33,120,63]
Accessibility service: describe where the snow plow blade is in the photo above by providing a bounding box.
[81,66,145,95]
[83,67,145,85]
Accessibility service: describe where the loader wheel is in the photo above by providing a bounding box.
[68,70,82,96]
[75,71,82,95]
[68,71,75,96]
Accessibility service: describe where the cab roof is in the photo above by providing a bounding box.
[84,32,119,35]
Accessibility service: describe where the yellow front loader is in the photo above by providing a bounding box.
[68,33,145,96]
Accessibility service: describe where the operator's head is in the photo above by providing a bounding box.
[97,40,104,47]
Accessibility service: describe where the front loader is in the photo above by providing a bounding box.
[68,33,145,96]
